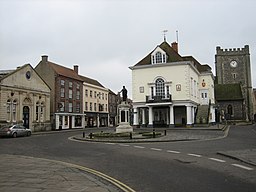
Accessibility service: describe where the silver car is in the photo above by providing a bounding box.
[0,125,32,138]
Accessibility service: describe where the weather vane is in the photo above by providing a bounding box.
[162,30,168,42]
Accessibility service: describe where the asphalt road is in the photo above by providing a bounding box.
[0,125,255,192]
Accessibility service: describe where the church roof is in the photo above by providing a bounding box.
[215,84,244,101]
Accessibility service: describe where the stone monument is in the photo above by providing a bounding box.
[116,86,133,133]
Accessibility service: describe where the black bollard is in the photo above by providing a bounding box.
[89,133,93,139]
[164,130,167,136]
[83,132,85,138]
[130,132,132,139]
[153,131,156,138]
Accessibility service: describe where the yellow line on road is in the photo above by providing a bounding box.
[19,155,136,192]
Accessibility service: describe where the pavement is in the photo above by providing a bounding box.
[0,154,133,192]
[1,124,255,192]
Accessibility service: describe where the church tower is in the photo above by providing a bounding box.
[215,45,254,121]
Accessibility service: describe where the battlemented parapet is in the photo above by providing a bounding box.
[216,45,249,55]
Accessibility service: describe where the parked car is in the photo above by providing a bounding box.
[0,125,32,138]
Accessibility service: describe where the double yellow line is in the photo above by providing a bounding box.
[21,155,136,192]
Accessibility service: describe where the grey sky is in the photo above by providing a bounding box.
[1,0,255,97]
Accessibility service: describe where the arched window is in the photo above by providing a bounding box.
[155,52,162,63]
[155,78,165,98]
[227,105,233,115]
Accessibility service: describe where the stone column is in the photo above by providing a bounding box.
[186,106,193,126]
[142,108,146,126]
[169,105,174,127]
[133,107,139,127]
[55,114,59,130]
[148,106,153,128]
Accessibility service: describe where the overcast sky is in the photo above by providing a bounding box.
[1,0,255,98]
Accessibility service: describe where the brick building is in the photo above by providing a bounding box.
[35,56,84,129]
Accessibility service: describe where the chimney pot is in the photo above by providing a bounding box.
[42,55,48,62]
[171,42,178,53]
[74,65,79,74]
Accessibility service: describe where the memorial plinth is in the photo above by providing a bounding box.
[116,101,133,133]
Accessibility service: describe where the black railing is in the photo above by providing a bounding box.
[146,95,172,103]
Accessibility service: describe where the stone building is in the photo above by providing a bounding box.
[0,64,51,131]
[79,75,109,127]
[35,56,84,129]
[130,41,215,128]
[215,45,254,121]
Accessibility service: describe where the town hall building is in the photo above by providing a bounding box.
[130,41,216,128]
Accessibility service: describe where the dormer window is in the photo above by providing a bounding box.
[151,47,167,64]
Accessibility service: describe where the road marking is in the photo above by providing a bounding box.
[167,150,181,154]
[104,143,116,145]
[209,158,226,163]
[16,155,136,192]
[119,144,130,147]
[134,146,145,149]
[187,153,202,157]
[150,148,162,151]
[231,164,254,171]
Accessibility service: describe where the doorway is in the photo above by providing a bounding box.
[23,106,30,128]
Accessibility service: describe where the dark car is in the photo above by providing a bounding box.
[0,125,32,138]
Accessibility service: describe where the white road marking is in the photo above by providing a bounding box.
[150,148,162,151]
[167,150,181,154]
[104,143,116,145]
[231,164,254,171]
[134,146,145,149]
[209,158,226,163]
[187,153,202,157]
[119,144,130,147]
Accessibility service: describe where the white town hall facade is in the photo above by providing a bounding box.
[130,41,216,128]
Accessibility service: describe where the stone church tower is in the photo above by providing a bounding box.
[215,45,254,121]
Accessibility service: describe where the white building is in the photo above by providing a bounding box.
[129,41,215,128]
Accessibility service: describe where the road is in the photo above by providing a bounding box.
[0,124,255,192]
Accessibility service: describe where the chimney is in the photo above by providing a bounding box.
[171,42,178,53]
[42,55,48,62]
[74,65,79,74]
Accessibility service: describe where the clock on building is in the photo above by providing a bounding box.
[230,60,238,68]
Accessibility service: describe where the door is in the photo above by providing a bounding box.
[200,90,209,105]
[23,106,29,128]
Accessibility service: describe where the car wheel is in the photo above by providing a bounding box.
[12,132,17,138]
[27,132,31,136]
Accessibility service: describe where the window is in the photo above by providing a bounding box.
[232,73,237,79]
[76,90,80,100]
[90,90,92,97]
[40,102,44,122]
[69,89,72,99]
[94,103,97,111]
[166,86,169,96]
[36,103,39,121]
[69,82,73,88]
[69,103,73,112]
[155,52,162,63]
[105,94,107,100]
[76,103,80,113]
[85,102,88,111]
[102,93,104,100]
[105,104,107,111]
[61,80,65,86]
[60,102,65,112]
[76,83,80,89]
[155,78,165,98]
[61,88,65,98]
[152,51,167,64]
[90,102,92,111]
[94,91,97,98]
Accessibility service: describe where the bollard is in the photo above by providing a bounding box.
[83,132,85,138]
[153,131,156,138]
[89,133,93,139]
[164,130,167,136]
[130,132,132,139]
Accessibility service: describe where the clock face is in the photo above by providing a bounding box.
[230,60,238,68]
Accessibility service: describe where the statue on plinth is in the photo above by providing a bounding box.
[116,85,133,133]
